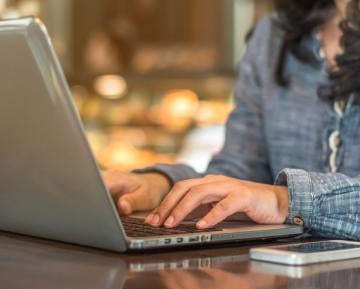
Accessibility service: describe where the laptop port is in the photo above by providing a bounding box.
[189,236,199,242]
[176,237,184,243]
[201,235,211,242]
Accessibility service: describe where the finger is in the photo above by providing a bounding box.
[102,171,127,195]
[117,188,147,215]
[171,270,203,288]
[197,196,241,229]
[102,171,140,197]
[159,271,187,289]
[163,184,225,228]
[106,181,128,197]
[146,178,207,226]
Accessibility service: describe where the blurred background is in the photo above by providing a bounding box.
[0,0,273,172]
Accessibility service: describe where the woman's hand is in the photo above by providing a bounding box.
[161,268,278,289]
[102,170,171,215]
[145,175,289,229]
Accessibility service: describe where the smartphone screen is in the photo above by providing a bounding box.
[275,241,360,254]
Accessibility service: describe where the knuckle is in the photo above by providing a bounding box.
[155,202,166,214]
[219,175,230,181]
[187,188,207,204]
[205,174,216,179]
[101,172,112,182]
[103,169,123,179]
[205,174,228,181]
[173,180,187,191]
[240,190,252,203]
[215,201,230,213]
[155,201,172,218]
[187,187,200,197]
[170,208,182,219]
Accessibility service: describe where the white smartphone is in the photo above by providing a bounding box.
[249,240,360,265]
[251,258,360,278]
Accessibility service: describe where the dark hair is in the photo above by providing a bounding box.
[328,0,360,99]
[274,0,336,86]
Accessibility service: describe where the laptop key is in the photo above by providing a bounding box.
[121,217,222,237]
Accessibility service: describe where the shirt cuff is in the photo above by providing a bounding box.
[275,169,314,228]
[132,166,174,187]
[133,163,200,186]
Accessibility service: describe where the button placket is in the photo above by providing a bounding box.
[328,100,345,173]
[329,130,341,173]
[334,99,345,117]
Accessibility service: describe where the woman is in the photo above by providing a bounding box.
[103,0,360,240]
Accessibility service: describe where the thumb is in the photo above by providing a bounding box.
[117,189,145,215]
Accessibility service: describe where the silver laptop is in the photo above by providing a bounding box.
[0,18,303,252]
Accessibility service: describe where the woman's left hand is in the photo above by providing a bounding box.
[145,175,290,229]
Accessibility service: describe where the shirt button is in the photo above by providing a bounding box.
[293,216,304,226]
[336,99,346,112]
[329,130,341,151]
[333,135,342,147]
[319,48,326,60]
[334,100,346,116]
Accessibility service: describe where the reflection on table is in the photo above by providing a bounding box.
[1,232,360,289]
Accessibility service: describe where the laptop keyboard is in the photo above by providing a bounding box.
[121,216,222,237]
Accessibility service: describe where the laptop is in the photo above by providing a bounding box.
[0,17,303,252]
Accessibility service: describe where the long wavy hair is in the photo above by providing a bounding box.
[273,0,336,86]
[330,0,360,99]
[274,0,360,100]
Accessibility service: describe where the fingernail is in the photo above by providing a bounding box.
[164,216,174,227]
[151,214,160,226]
[120,200,131,214]
[197,219,208,229]
[145,213,154,224]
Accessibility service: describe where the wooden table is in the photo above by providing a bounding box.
[0,232,359,289]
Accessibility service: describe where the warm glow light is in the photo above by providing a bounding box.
[18,0,40,16]
[94,75,128,99]
[2,8,20,19]
[98,143,139,169]
[111,144,138,166]
[0,0,5,15]
[161,90,199,118]
[195,101,233,125]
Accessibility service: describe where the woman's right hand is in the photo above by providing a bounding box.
[102,170,171,215]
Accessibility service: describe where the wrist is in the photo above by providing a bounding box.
[273,185,290,222]
[142,173,172,200]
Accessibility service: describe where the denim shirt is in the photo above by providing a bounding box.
[136,15,360,241]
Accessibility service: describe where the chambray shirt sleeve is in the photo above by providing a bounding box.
[134,18,273,185]
[276,169,360,241]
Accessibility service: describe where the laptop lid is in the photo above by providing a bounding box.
[0,18,128,252]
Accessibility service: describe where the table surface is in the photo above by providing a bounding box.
[1,232,359,289]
